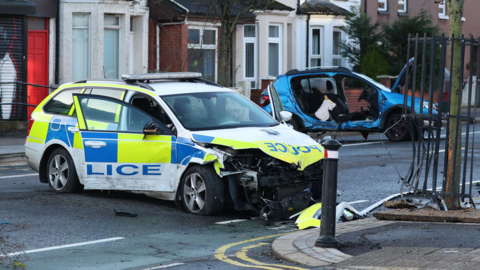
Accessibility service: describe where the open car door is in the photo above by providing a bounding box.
[391,57,415,93]
[268,84,291,123]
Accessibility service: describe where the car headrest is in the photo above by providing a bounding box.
[173,97,192,116]
[326,81,334,92]
[132,98,151,110]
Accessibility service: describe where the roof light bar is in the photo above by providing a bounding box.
[122,72,202,81]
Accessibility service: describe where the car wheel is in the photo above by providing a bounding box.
[385,113,411,142]
[181,165,224,215]
[47,148,83,193]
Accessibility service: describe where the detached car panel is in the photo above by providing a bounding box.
[25,73,324,218]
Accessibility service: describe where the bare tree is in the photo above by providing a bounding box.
[207,0,276,86]
[444,0,465,209]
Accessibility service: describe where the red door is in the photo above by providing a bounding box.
[27,18,49,118]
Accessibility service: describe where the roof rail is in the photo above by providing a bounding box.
[73,78,124,84]
[128,82,155,91]
[285,66,352,76]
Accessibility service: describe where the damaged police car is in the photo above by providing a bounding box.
[25,73,324,221]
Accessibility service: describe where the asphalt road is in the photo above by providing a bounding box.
[1,125,479,270]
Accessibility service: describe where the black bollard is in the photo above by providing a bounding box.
[315,139,342,248]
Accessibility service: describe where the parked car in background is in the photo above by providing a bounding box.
[261,62,437,142]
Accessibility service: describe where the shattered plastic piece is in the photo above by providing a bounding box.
[2,221,9,224]
[114,209,138,217]
[293,202,362,230]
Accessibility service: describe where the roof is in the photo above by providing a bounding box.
[285,66,352,76]
[265,1,294,11]
[298,0,352,16]
[163,0,292,16]
[149,82,232,96]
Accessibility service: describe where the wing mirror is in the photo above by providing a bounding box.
[280,111,292,122]
[143,121,161,135]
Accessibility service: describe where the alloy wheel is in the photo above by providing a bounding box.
[183,173,207,213]
[48,154,69,191]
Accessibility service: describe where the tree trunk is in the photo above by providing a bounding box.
[218,20,231,87]
[445,0,465,210]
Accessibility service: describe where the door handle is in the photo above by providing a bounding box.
[85,141,107,148]
[68,126,79,133]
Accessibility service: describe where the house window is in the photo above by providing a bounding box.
[104,15,121,79]
[72,14,89,81]
[332,29,342,66]
[378,0,387,11]
[244,25,257,89]
[310,27,322,68]
[398,0,407,13]
[188,27,217,82]
[438,1,446,16]
[268,25,282,76]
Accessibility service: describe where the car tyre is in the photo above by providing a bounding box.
[385,113,411,142]
[181,165,224,215]
[46,148,83,193]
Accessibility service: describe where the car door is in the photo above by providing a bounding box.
[267,84,284,123]
[71,94,177,192]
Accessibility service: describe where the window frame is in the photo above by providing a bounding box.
[332,29,343,67]
[243,24,258,89]
[309,26,323,68]
[438,1,447,18]
[74,94,172,134]
[72,13,90,81]
[42,88,83,117]
[187,26,218,83]
[104,14,122,79]
[378,0,387,11]
[268,24,282,76]
[398,0,407,13]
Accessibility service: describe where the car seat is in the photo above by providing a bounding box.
[132,97,172,125]
[173,97,193,120]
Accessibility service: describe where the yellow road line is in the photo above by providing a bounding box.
[214,232,290,269]
[236,242,310,270]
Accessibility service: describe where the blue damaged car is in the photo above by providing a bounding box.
[261,62,437,142]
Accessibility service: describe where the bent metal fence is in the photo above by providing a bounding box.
[0,81,56,120]
[395,34,479,210]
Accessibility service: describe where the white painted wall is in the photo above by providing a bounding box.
[233,0,297,88]
[58,0,148,84]
[296,0,360,70]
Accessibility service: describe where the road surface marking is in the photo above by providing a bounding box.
[2,237,124,257]
[215,232,289,270]
[216,219,248,225]
[236,242,309,270]
[140,263,185,270]
[0,173,38,179]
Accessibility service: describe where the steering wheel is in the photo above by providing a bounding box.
[358,86,370,102]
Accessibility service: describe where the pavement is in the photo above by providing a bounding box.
[272,217,480,269]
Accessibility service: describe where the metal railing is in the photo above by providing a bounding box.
[0,81,56,120]
[399,33,478,209]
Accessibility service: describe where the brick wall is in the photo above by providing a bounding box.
[345,88,369,112]
[261,80,273,90]
[159,24,188,72]
[148,19,156,72]
[250,89,262,105]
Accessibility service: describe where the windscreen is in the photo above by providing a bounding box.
[162,92,278,131]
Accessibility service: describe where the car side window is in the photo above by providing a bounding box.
[130,95,173,126]
[44,89,82,115]
[90,88,125,100]
[78,96,149,132]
